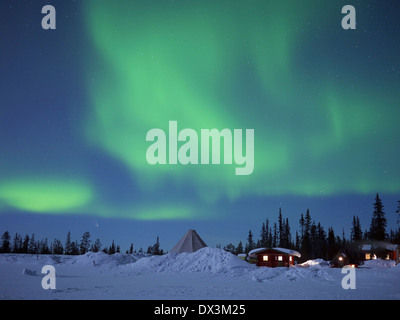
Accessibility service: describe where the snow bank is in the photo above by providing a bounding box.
[0,253,67,265]
[361,259,396,269]
[2,252,400,300]
[0,252,147,270]
[123,247,333,283]
[65,252,144,268]
[250,262,332,282]
[299,259,330,268]
[22,268,38,276]
[127,247,254,275]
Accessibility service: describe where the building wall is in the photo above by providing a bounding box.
[256,249,295,267]
[363,250,397,261]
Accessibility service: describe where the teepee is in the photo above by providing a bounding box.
[170,229,207,253]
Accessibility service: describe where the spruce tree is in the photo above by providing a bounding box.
[265,219,270,247]
[301,209,312,261]
[260,222,267,247]
[149,236,162,255]
[80,232,91,254]
[327,227,338,260]
[260,219,272,248]
[351,215,363,242]
[39,238,50,254]
[369,193,387,241]
[304,209,312,235]
[272,223,277,247]
[394,201,400,244]
[310,222,317,258]
[65,231,72,255]
[12,233,22,253]
[236,241,244,254]
[91,238,102,253]
[283,217,291,248]
[22,235,29,254]
[223,243,236,253]
[295,231,300,251]
[52,239,64,254]
[299,213,305,243]
[267,228,273,248]
[69,241,79,255]
[245,230,255,253]
[315,223,327,260]
[1,231,11,253]
[28,234,36,254]
[278,208,283,246]
[109,240,116,255]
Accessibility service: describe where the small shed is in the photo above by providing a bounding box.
[254,247,301,267]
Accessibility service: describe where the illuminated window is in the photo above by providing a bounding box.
[263,255,268,262]
[365,253,371,260]
[278,256,283,261]
[289,256,292,262]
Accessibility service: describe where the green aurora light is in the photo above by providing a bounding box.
[0,178,93,213]
[85,0,400,204]
[1,1,398,222]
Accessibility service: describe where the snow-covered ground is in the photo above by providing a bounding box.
[0,247,399,300]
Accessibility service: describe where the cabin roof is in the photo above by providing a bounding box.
[361,243,398,251]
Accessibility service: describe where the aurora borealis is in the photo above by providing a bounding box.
[0,1,399,249]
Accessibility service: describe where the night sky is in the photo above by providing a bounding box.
[1,0,399,252]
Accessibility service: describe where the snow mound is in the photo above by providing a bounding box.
[127,247,254,275]
[248,258,332,282]
[0,253,66,265]
[388,263,400,274]
[66,252,145,268]
[22,268,37,276]
[299,259,330,268]
[250,264,332,282]
[361,259,396,269]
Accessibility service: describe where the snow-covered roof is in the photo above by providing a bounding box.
[248,248,267,256]
[361,243,398,251]
[272,247,302,258]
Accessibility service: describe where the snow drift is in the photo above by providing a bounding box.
[1,248,400,300]
[66,251,144,268]
[126,247,254,275]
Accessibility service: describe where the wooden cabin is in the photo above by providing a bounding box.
[253,248,301,268]
[246,248,265,264]
[361,243,399,262]
[330,248,359,268]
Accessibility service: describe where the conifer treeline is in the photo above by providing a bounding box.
[1,193,399,261]
[0,229,163,256]
[222,193,400,262]
[1,230,111,255]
